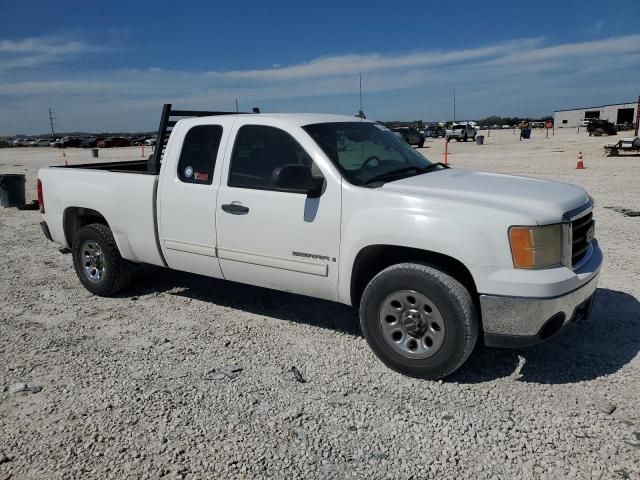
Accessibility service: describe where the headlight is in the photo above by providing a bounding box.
[509,225,563,269]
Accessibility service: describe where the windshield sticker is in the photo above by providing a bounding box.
[194,172,209,181]
[184,166,193,178]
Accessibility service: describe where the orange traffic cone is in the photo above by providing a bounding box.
[576,151,585,169]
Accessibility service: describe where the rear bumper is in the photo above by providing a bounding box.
[40,221,53,242]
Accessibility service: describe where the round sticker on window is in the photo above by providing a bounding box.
[184,166,193,178]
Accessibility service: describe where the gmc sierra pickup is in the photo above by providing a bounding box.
[37,105,602,379]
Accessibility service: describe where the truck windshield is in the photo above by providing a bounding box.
[303,122,433,186]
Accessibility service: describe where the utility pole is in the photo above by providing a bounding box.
[48,108,56,138]
[235,98,239,113]
[635,95,640,136]
[359,73,363,114]
[356,73,366,119]
[453,89,456,123]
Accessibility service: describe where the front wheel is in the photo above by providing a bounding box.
[72,223,136,296]
[360,263,478,379]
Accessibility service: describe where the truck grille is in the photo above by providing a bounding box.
[571,211,594,266]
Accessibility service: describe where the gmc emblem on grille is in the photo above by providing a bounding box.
[585,224,595,243]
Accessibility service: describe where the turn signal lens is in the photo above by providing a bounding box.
[509,225,562,269]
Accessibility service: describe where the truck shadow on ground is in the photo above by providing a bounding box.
[451,288,640,384]
[125,269,639,384]
[128,265,360,336]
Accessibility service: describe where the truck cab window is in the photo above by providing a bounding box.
[177,125,222,185]
[229,125,320,189]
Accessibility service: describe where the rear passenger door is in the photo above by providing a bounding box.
[158,120,232,277]
[216,121,341,301]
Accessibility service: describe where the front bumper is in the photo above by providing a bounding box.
[481,274,598,348]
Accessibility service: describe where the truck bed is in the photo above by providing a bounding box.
[39,165,164,266]
[54,159,155,174]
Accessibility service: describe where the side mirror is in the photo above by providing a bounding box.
[271,164,324,198]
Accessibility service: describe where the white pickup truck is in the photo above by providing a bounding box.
[446,123,477,142]
[37,105,602,379]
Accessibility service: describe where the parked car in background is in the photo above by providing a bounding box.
[0,139,11,148]
[144,137,157,146]
[587,119,617,136]
[390,127,425,147]
[616,122,634,131]
[423,125,446,138]
[11,139,27,147]
[80,137,98,148]
[52,136,83,148]
[96,137,131,148]
[27,139,50,147]
[131,136,153,146]
[446,124,476,142]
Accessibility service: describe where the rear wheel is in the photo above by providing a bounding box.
[463,134,468,142]
[359,263,478,379]
[72,223,135,296]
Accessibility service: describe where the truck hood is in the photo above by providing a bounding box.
[381,169,589,224]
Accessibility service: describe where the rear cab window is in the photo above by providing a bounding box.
[177,125,223,185]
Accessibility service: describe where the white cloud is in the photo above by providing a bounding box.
[0,35,106,70]
[208,38,543,81]
[486,34,640,66]
[1,34,639,134]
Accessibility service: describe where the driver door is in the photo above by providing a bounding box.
[216,121,341,301]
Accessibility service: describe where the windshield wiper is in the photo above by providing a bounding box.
[364,162,449,185]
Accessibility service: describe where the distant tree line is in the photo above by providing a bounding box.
[380,115,553,129]
[475,115,553,127]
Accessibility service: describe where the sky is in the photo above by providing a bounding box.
[1,0,639,135]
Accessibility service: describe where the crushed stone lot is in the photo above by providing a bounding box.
[1,129,639,479]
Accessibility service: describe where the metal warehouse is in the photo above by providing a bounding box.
[554,101,638,128]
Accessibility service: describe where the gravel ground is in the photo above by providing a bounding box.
[1,129,639,479]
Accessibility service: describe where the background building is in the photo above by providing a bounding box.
[554,102,637,128]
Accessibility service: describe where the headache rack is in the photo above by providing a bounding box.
[148,103,260,173]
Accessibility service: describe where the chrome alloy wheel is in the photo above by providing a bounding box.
[378,289,446,359]
[81,240,105,283]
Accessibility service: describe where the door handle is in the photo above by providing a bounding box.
[221,203,249,215]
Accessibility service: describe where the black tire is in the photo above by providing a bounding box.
[463,134,468,142]
[72,223,135,296]
[359,263,478,379]
[418,140,425,148]
[471,135,476,142]
[455,137,461,142]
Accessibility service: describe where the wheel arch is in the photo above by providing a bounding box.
[63,206,111,248]
[349,244,479,310]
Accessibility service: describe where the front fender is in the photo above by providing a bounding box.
[337,188,534,304]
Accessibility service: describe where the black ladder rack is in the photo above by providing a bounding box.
[149,103,260,173]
